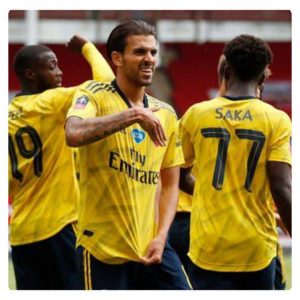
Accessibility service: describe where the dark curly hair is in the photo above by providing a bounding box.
[14,44,52,79]
[106,19,157,61]
[223,34,273,82]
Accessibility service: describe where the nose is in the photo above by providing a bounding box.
[57,67,63,77]
[144,51,155,64]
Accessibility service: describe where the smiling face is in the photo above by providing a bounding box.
[114,34,158,87]
[31,51,63,91]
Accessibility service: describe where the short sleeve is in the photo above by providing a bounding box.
[161,114,185,169]
[268,111,292,165]
[66,82,98,120]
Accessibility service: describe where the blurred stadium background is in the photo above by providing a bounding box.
[8,10,291,289]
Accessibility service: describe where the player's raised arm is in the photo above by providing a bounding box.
[67,34,115,82]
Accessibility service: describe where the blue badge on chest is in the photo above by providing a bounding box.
[131,128,146,144]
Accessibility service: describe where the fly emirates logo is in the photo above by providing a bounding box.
[108,148,159,184]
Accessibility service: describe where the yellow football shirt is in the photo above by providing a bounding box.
[67,79,184,264]
[9,43,114,245]
[179,96,291,272]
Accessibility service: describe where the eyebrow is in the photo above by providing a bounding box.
[133,46,157,52]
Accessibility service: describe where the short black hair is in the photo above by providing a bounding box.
[223,34,273,81]
[13,44,52,79]
[106,19,157,60]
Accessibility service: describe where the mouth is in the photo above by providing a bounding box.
[140,66,153,76]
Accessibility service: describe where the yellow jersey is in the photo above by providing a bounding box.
[179,96,291,272]
[67,79,184,264]
[9,43,114,245]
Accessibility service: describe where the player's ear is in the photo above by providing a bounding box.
[111,51,122,67]
[24,68,36,81]
[224,65,231,81]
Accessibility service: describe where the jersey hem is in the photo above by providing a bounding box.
[188,251,277,272]
[9,216,77,246]
[268,158,291,165]
[77,240,142,265]
[161,160,185,170]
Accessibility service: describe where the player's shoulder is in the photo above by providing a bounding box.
[254,99,291,121]
[183,99,212,117]
[9,93,41,111]
[9,95,21,108]
[147,95,177,116]
[79,79,116,95]
[23,87,73,108]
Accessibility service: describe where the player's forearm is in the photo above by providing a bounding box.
[267,161,291,236]
[156,166,180,243]
[157,185,179,243]
[66,108,142,147]
[272,184,291,236]
[82,42,115,82]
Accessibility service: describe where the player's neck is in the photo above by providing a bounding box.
[225,81,257,98]
[115,77,145,107]
[19,83,44,96]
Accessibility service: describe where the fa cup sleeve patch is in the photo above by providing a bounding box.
[74,96,89,109]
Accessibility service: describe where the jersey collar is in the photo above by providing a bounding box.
[222,95,256,101]
[111,79,149,108]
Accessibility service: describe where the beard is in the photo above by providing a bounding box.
[121,58,155,87]
[134,66,155,87]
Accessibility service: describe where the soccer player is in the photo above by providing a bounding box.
[65,20,192,290]
[9,35,114,289]
[257,69,289,290]
[179,34,291,289]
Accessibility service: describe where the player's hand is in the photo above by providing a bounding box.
[140,236,165,265]
[66,34,89,53]
[275,212,289,235]
[135,107,167,147]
